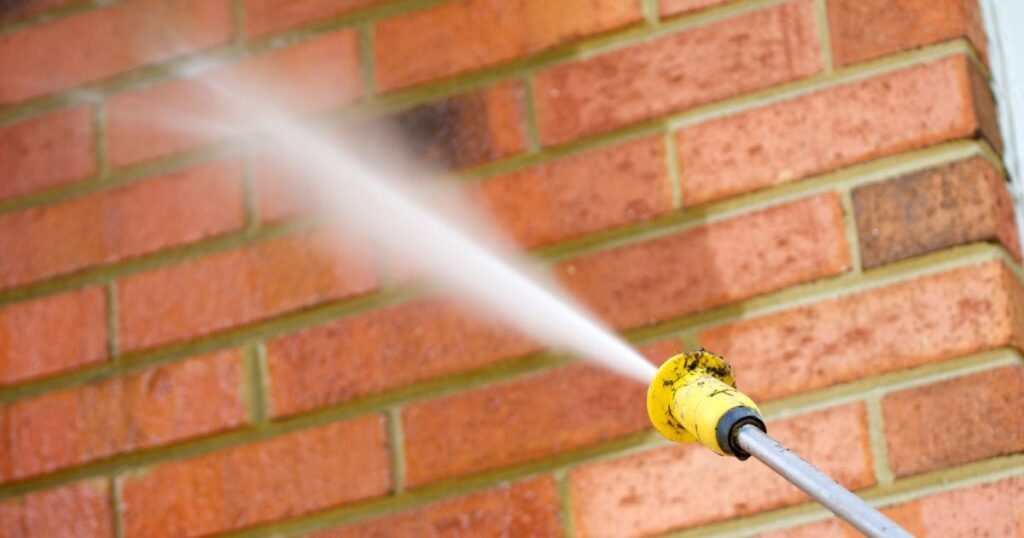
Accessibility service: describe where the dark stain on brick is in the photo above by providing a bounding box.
[853,157,1019,268]
[0,0,71,21]
[391,85,525,170]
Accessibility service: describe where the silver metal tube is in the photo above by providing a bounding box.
[735,425,912,538]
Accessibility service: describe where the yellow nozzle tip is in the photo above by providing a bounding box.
[647,350,762,456]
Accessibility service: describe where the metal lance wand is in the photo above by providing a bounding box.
[647,351,912,537]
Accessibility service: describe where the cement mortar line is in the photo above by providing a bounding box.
[540,138,993,261]
[0,0,787,126]
[0,214,314,307]
[110,475,125,538]
[0,135,991,313]
[0,339,1015,530]
[624,241,1013,344]
[0,39,981,221]
[0,135,991,315]
[556,469,579,538]
[812,0,835,72]
[241,343,270,424]
[385,407,407,494]
[865,394,896,485]
[838,189,865,274]
[681,454,1024,538]
[242,358,1024,538]
[0,226,1008,414]
[759,348,1022,422]
[641,0,661,25]
[0,239,1011,424]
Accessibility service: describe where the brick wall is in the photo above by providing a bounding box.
[0,0,1021,537]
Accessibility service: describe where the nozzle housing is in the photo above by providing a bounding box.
[647,350,765,458]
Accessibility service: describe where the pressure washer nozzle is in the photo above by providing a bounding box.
[647,350,766,459]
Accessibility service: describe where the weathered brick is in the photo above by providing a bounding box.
[555,193,850,330]
[0,105,96,202]
[0,287,107,386]
[677,56,999,206]
[659,0,734,18]
[312,477,562,537]
[473,136,673,248]
[117,230,377,352]
[267,297,537,416]
[107,30,362,168]
[827,0,988,67]
[853,158,1019,268]
[0,480,113,538]
[120,416,391,537]
[0,0,80,23]
[0,159,245,289]
[882,365,1024,477]
[533,0,821,146]
[0,350,245,482]
[700,262,1024,402]
[759,477,1024,537]
[374,0,642,91]
[401,340,677,487]
[392,81,528,171]
[0,0,233,104]
[244,0,386,37]
[570,404,874,538]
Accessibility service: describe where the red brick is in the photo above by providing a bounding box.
[828,0,988,67]
[0,0,233,104]
[267,297,538,417]
[700,262,1024,402]
[392,81,529,171]
[555,193,850,330]
[0,287,107,386]
[107,30,362,168]
[312,477,563,537]
[533,0,821,146]
[473,136,673,249]
[374,0,642,91]
[402,351,674,486]
[0,160,245,289]
[0,480,113,538]
[0,350,245,482]
[0,106,96,202]
[120,416,391,537]
[570,404,874,537]
[117,230,377,352]
[677,56,998,206]
[853,158,1020,268]
[882,365,1024,477]
[659,0,734,18]
[759,477,1024,537]
[244,0,386,37]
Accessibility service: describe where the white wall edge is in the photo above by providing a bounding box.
[980,0,1024,255]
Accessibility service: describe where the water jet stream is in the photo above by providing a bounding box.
[194,74,658,383]
[162,68,907,537]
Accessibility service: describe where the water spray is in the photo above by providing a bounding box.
[647,350,911,537]
[165,67,909,537]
